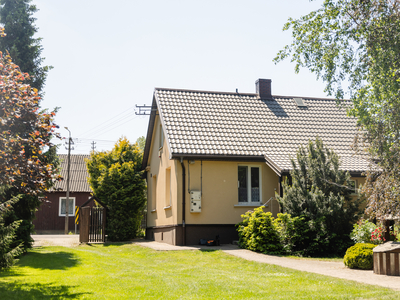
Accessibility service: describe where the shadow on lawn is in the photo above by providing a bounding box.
[0,281,88,299]
[16,251,80,270]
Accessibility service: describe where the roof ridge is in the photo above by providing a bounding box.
[155,87,350,102]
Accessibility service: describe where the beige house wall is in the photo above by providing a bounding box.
[146,118,366,231]
[183,160,280,224]
[146,116,180,229]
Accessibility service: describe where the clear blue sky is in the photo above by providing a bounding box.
[32,0,326,154]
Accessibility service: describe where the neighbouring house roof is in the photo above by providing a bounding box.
[143,82,369,176]
[49,154,92,193]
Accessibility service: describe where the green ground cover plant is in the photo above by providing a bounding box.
[0,243,399,299]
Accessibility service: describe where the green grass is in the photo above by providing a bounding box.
[0,243,398,299]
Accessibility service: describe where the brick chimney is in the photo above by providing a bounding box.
[255,78,272,99]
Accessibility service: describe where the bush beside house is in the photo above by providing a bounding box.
[86,138,146,241]
[344,243,376,270]
[238,138,362,257]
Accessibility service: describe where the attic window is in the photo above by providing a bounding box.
[294,98,306,107]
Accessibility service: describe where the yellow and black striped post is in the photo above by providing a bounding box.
[75,206,79,225]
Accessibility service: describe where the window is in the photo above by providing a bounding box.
[159,125,164,149]
[238,166,261,204]
[152,175,157,211]
[349,180,358,195]
[165,168,171,208]
[59,197,76,216]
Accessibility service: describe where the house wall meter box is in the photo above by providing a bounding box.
[190,191,201,213]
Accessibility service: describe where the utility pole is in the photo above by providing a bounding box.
[91,141,96,152]
[64,127,72,234]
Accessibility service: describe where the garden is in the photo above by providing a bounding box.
[237,139,400,270]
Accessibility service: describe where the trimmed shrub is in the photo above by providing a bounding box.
[350,219,377,244]
[344,243,376,270]
[237,207,282,254]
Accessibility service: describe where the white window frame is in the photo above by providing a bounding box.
[237,165,262,205]
[59,197,76,217]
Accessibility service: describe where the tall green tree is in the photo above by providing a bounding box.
[0,194,22,270]
[274,0,400,220]
[0,0,58,250]
[0,25,59,261]
[276,138,361,255]
[0,0,52,94]
[135,136,145,153]
[86,138,147,241]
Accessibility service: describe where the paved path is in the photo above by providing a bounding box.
[32,234,80,248]
[31,236,400,291]
[135,240,400,291]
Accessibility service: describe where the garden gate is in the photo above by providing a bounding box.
[79,196,107,243]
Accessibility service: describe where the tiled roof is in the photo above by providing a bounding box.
[152,88,368,174]
[49,154,92,193]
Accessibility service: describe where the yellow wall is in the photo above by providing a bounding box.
[183,160,280,224]
[146,115,180,228]
[146,117,282,226]
[146,117,366,228]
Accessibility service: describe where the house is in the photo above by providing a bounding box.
[33,154,92,234]
[142,78,369,246]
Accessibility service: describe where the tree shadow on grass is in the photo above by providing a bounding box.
[0,281,89,299]
[15,251,80,270]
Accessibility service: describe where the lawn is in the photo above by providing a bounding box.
[0,243,398,299]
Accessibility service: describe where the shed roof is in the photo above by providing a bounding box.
[49,154,92,193]
[143,86,369,175]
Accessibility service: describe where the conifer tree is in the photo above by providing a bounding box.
[0,195,22,270]
[276,138,361,255]
[0,0,52,93]
[86,138,147,241]
[0,1,58,250]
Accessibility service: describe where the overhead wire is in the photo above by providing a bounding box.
[89,114,140,139]
[78,106,138,138]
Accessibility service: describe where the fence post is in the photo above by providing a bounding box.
[79,207,90,243]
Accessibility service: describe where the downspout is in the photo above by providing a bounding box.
[180,157,186,246]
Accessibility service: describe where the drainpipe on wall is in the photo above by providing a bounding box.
[181,157,186,246]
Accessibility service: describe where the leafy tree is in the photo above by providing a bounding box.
[274,0,400,219]
[276,138,361,255]
[0,195,22,270]
[0,0,58,250]
[0,0,52,93]
[0,26,60,251]
[135,136,145,153]
[86,138,146,241]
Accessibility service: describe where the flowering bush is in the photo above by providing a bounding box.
[350,219,377,244]
[371,227,386,244]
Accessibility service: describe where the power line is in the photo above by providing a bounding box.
[90,114,140,139]
[78,106,138,138]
